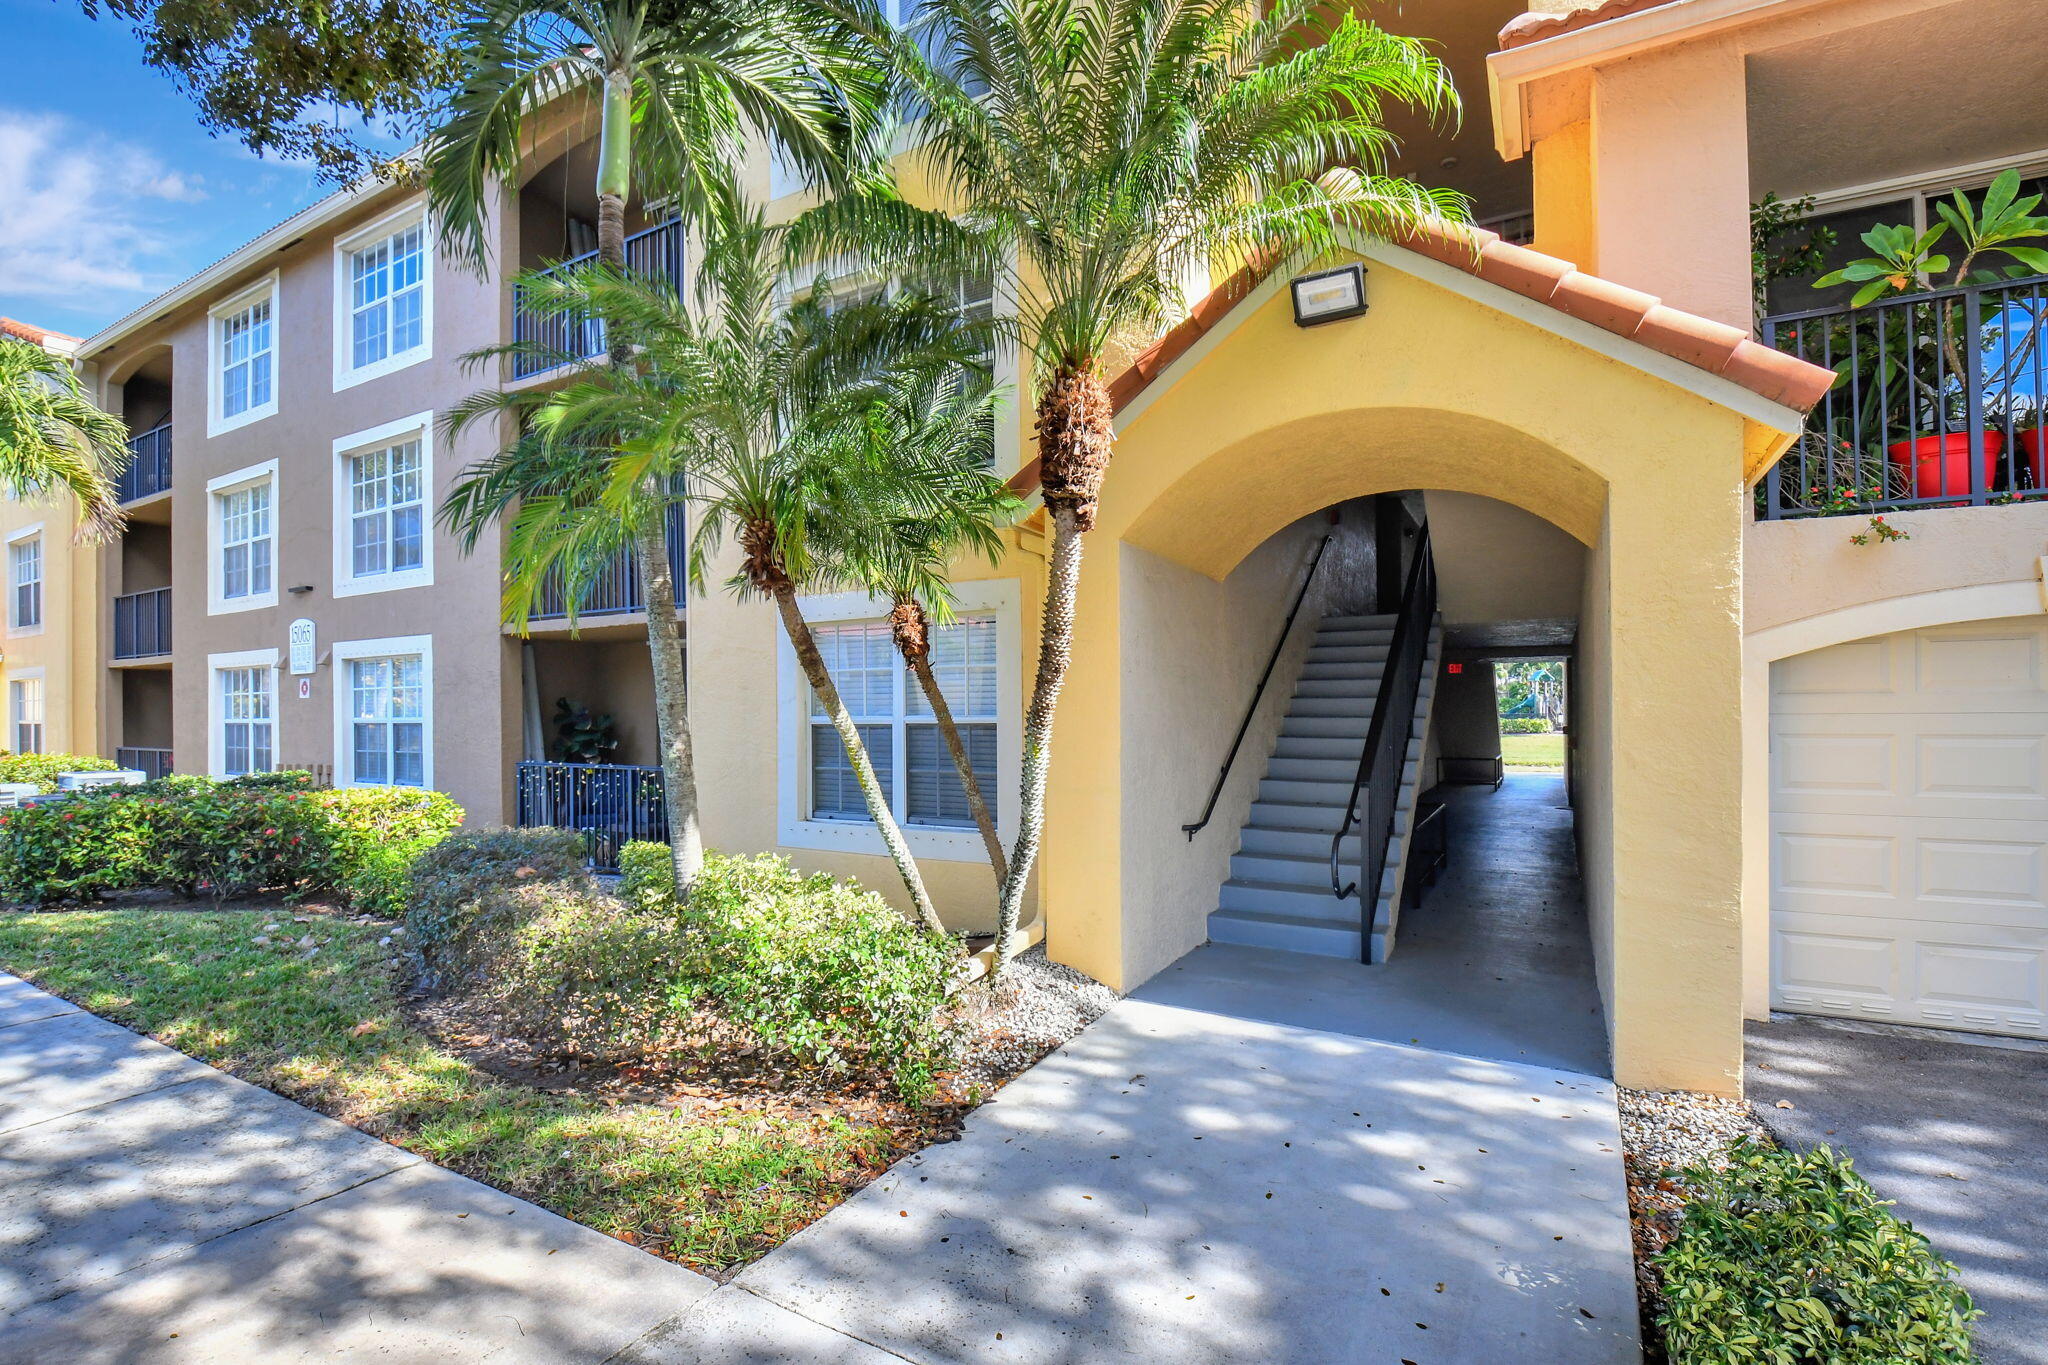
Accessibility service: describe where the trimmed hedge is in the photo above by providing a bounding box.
[0,776,463,908]
[1499,718,1553,734]
[0,752,119,793]
[1658,1140,1976,1364]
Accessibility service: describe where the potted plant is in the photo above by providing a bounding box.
[1814,169,2048,501]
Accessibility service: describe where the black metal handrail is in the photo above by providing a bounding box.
[112,586,172,659]
[514,760,667,872]
[511,219,686,380]
[1183,534,1333,840]
[1330,520,1435,965]
[1760,272,2048,518]
[118,423,172,503]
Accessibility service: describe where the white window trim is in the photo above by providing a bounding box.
[331,197,434,392]
[206,271,280,438]
[7,522,44,638]
[206,458,280,616]
[331,410,435,598]
[206,648,279,779]
[331,633,435,789]
[9,667,46,755]
[1794,148,2048,217]
[776,579,1020,862]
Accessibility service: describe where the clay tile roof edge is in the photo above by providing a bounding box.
[1498,0,1679,50]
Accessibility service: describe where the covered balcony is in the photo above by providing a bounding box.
[111,586,172,661]
[525,502,688,624]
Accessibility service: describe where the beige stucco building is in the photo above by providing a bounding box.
[53,0,2048,1094]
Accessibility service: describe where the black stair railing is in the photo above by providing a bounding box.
[1330,520,1435,964]
[1183,534,1334,840]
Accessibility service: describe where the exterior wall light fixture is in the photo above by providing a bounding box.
[1290,264,1368,327]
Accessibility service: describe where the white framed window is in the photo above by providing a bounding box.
[207,649,277,778]
[777,581,1019,861]
[206,459,279,616]
[333,199,432,390]
[7,526,42,634]
[207,273,279,436]
[333,635,433,789]
[8,671,43,754]
[332,411,434,597]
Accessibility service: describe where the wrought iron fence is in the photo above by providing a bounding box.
[112,587,172,659]
[1760,274,2048,518]
[118,423,172,502]
[510,219,685,380]
[514,761,667,872]
[115,747,173,780]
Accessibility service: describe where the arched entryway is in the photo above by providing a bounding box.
[1037,234,1817,1093]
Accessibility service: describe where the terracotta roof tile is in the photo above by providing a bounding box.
[0,317,80,346]
[1005,219,1834,497]
[1498,0,1679,50]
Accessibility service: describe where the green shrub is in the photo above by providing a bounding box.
[145,783,336,904]
[0,752,120,793]
[623,842,962,1097]
[1499,717,1552,734]
[314,787,465,914]
[0,792,155,903]
[404,827,592,988]
[1657,1140,1976,1365]
[496,881,690,1056]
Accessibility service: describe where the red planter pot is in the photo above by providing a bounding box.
[1885,432,2006,501]
[2019,429,2048,492]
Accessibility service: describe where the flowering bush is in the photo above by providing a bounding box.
[0,779,464,908]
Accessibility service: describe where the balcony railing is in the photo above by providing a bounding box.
[1760,274,2048,519]
[530,502,688,621]
[116,748,173,781]
[510,219,685,380]
[112,587,172,659]
[514,761,667,872]
[118,423,172,502]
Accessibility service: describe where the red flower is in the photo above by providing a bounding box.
[264,827,277,836]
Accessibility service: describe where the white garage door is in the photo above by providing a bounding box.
[1771,615,2048,1039]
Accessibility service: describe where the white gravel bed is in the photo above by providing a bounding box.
[1619,1086,1772,1176]
[951,947,1118,1093]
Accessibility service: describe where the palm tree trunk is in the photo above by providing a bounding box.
[635,505,704,893]
[993,504,1082,971]
[901,628,1007,884]
[772,585,947,936]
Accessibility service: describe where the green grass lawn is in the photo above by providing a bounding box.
[1501,732,1566,768]
[0,909,907,1271]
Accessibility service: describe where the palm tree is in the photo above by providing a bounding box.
[0,338,128,541]
[847,371,1016,883]
[797,0,1466,966]
[423,0,888,894]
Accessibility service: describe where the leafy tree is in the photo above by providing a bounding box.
[0,338,129,540]
[797,0,1465,965]
[426,0,887,896]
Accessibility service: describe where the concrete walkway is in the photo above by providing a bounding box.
[1748,1015,2048,1365]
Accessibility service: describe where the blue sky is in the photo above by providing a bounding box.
[0,0,345,339]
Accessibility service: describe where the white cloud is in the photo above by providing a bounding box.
[0,110,208,305]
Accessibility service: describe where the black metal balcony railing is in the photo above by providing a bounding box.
[118,423,172,503]
[511,219,685,380]
[514,761,667,872]
[116,748,173,781]
[530,502,688,621]
[1760,274,2048,519]
[112,587,172,659]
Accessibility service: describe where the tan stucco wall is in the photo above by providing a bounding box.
[1426,489,1588,631]
[0,492,101,759]
[1048,238,1774,1093]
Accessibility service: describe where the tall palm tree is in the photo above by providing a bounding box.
[796,0,1466,966]
[0,338,128,541]
[846,370,1016,883]
[423,0,888,894]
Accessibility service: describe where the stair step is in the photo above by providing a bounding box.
[1219,877,1365,924]
[1294,672,1386,695]
[1245,793,1419,833]
[1304,644,1392,665]
[1313,628,1396,649]
[1207,909,1362,959]
[1272,735,1365,762]
[1281,713,1431,740]
[1289,695,1380,717]
[1319,614,1396,631]
[1231,849,1358,886]
[1264,755,1359,783]
[1239,823,1364,860]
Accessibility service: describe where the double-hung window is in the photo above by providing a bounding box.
[336,204,430,387]
[9,676,42,754]
[209,276,278,434]
[807,614,1000,828]
[343,645,429,787]
[350,439,425,578]
[8,534,41,632]
[220,481,273,603]
[219,666,274,777]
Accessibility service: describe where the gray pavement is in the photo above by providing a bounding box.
[1748,1015,2048,1365]
[2,942,1640,1363]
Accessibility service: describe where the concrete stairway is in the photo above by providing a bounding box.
[1206,612,1442,961]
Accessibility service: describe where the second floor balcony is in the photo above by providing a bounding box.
[112,586,172,661]
[529,503,688,623]
[118,422,172,503]
[1759,274,2048,520]
[510,219,684,381]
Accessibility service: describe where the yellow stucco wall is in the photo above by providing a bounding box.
[1049,238,1788,1094]
[0,494,101,760]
